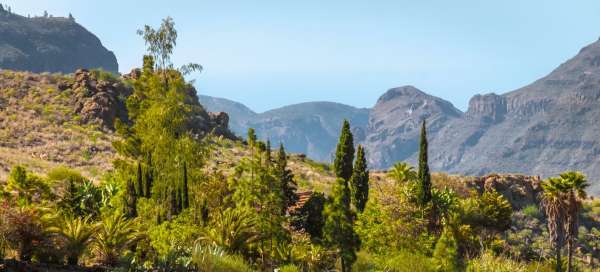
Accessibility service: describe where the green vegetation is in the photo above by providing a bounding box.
[0,18,597,272]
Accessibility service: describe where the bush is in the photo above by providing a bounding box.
[191,244,254,272]
[521,204,542,219]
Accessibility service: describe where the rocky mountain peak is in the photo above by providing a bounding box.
[377,85,426,103]
[466,93,507,122]
[0,10,118,73]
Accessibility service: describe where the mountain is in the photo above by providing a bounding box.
[0,8,118,73]
[199,95,369,161]
[200,39,600,194]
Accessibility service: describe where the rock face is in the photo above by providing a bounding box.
[363,86,462,169]
[0,9,118,73]
[70,70,129,129]
[468,174,543,209]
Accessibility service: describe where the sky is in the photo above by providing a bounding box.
[3,1,600,113]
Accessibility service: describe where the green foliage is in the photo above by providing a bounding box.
[521,204,542,219]
[199,208,258,255]
[191,244,254,272]
[350,145,369,212]
[387,162,417,184]
[460,190,512,236]
[323,178,359,272]
[93,212,140,266]
[7,165,52,203]
[433,227,461,271]
[275,144,298,212]
[417,119,432,206]
[45,214,95,265]
[291,192,326,242]
[333,120,354,181]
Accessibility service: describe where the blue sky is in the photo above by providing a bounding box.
[4,1,600,112]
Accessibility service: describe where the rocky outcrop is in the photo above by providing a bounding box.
[0,9,117,73]
[468,174,543,209]
[70,69,129,130]
[466,93,507,122]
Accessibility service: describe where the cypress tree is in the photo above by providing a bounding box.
[168,189,177,220]
[136,162,144,197]
[145,154,153,198]
[247,128,257,147]
[350,145,369,212]
[417,119,432,206]
[276,144,298,212]
[125,179,137,218]
[182,162,189,209]
[177,188,183,213]
[323,178,360,272]
[265,140,272,164]
[334,120,355,181]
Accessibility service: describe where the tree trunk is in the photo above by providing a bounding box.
[567,241,573,272]
[67,254,78,266]
[341,257,346,272]
[556,247,562,272]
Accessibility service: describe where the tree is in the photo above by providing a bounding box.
[417,119,432,206]
[275,144,297,212]
[125,179,137,218]
[333,120,355,181]
[350,145,369,212]
[136,162,144,197]
[387,162,417,184]
[433,227,460,271]
[45,215,94,265]
[182,161,190,209]
[559,171,589,272]
[323,178,359,272]
[93,213,140,266]
[542,177,568,272]
[247,128,257,147]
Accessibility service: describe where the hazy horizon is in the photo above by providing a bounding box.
[3,0,600,113]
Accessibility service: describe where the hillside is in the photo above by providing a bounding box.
[0,8,117,73]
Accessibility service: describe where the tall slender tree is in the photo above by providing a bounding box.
[417,119,432,206]
[560,172,589,272]
[145,154,153,198]
[275,144,298,213]
[247,128,257,147]
[350,145,369,212]
[334,120,355,181]
[125,179,137,218]
[323,178,360,272]
[136,162,144,197]
[182,161,189,209]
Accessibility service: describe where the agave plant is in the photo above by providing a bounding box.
[93,212,141,266]
[45,214,95,265]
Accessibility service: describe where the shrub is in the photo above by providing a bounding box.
[0,203,44,262]
[521,204,542,219]
[191,244,254,272]
[466,251,526,272]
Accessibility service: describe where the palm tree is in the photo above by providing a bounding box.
[541,177,568,272]
[559,172,589,272]
[387,162,417,184]
[199,208,258,255]
[45,214,94,265]
[93,213,140,266]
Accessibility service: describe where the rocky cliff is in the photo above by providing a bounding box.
[0,8,118,73]
[364,39,600,195]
